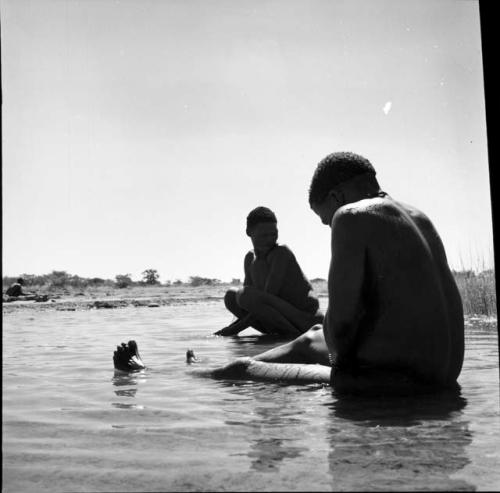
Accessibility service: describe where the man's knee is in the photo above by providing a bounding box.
[224,288,240,311]
[296,324,324,349]
[306,323,324,337]
[236,286,263,312]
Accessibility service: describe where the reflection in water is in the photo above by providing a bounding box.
[222,335,314,473]
[220,380,310,473]
[326,389,474,490]
[247,437,307,473]
[111,370,147,399]
[330,386,467,426]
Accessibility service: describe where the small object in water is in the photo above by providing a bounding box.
[148,303,160,308]
[113,340,146,372]
[186,349,198,364]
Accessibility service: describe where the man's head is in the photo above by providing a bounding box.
[308,152,379,226]
[246,206,278,253]
[16,278,25,285]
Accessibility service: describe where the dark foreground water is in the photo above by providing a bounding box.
[2,300,500,491]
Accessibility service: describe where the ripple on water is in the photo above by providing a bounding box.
[2,306,499,492]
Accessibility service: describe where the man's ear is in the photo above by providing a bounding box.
[328,189,341,202]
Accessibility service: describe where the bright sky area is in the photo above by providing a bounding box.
[2,0,493,283]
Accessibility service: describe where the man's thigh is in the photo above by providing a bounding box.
[237,286,320,332]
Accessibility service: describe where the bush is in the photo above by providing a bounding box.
[47,271,71,289]
[189,276,221,287]
[115,274,133,289]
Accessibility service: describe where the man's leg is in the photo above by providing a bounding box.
[253,324,330,365]
[224,288,268,333]
[224,288,246,318]
[237,286,323,337]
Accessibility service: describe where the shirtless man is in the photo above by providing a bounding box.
[251,151,464,392]
[114,152,464,394]
[214,206,323,337]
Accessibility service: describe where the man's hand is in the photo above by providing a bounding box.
[214,320,244,336]
[214,325,239,336]
[214,315,253,336]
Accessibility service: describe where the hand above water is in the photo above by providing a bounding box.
[214,324,241,336]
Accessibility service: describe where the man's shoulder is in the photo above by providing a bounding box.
[332,197,400,234]
[395,200,431,221]
[339,197,427,220]
[335,197,436,239]
[333,201,374,226]
[273,244,295,257]
[244,250,255,263]
[265,244,294,264]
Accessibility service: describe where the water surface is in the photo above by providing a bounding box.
[3,300,500,491]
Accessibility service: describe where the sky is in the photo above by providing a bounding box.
[2,0,492,283]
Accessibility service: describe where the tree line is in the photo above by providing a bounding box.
[2,270,238,290]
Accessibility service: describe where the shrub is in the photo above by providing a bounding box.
[189,276,221,287]
[47,270,71,289]
[115,274,133,289]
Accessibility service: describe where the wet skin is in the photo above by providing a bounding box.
[250,187,464,391]
[314,191,464,387]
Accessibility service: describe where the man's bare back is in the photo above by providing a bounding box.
[327,196,464,386]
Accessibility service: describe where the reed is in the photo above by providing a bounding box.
[453,269,497,317]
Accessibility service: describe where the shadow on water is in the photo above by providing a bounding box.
[325,387,475,490]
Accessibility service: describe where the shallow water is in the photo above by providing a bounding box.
[2,300,500,492]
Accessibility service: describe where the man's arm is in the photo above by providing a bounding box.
[214,313,254,336]
[264,246,292,295]
[324,210,367,368]
[214,252,255,336]
[243,251,253,287]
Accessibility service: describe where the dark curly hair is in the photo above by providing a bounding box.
[308,152,377,205]
[246,206,277,233]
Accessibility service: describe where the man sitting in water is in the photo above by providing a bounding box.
[114,152,464,395]
[214,206,323,337]
[247,151,465,392]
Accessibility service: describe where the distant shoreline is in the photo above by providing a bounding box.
[2,274,497,318]
[1,282,329,314]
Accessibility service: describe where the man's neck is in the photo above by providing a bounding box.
[341,178,384,203]
[254,243,278,259]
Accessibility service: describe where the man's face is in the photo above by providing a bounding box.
[248,222,278,252]
[311,192,341,227]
